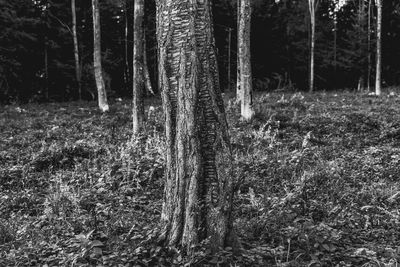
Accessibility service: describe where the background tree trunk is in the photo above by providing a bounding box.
[227,27,232,93]
[71,0,81,100]
[238,0,254,120]
[308,0,317,92]
[157,0,235,253]
[333,10,337,85]
[367,0,372,92]
[132,0,145,134]
[124,0,130,93]
[92,0,109,112]
[236,0,241,101]
[357,0,366,91]
[143,34,155,96]
[375,0,382,96]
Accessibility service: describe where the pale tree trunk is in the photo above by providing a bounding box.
[308,0,317,92]
[124,0,130,92]
[143,33,155,95]
[92,0,109,112]
[238,0,254,120]
[375,0,382,96]
[157,0,236,253]
[367,0,372,91]
[132,0,145,134]
[71,0,82,100]
[358,0,366,91]
[236,0,241,101]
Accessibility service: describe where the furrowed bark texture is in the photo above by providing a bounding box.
[375,0,382,96]
[133,0,145,134]
[157,0,234,253]
[71,0,82,100]
[238,0,254,120]
[92,0,109,112]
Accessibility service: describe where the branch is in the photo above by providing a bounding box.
[48,11,73,35]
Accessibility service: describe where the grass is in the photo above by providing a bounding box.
[1,91,400,266]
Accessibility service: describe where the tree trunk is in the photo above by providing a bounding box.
[236,0,241,101]
[227,27,232,93]
[157,0,236,253]
[367,0,372,91]
[375,0,382,96]
[238,0,254,120]
[124,0,130,93]
[92,0,109,112]
[132,0,145,134]
[143,33,155,95]
[308,0,316,92]
[71,0,82,100]
[333,16,337,88]
[360,0,366,91]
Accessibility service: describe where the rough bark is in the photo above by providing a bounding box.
[157,0,235,253]
[71,0,82,100]
[92,0,109,112]
[308,0,317,92]
[375,0,382,96]
[238,0,254,121]
[133,0,145,134]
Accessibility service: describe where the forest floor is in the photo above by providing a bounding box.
[1,91,400,266]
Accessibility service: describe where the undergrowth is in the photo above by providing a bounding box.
[1,92,400,266]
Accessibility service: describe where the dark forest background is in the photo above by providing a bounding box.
[1,0,400,103]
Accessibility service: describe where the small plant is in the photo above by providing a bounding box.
[43,172,79,220]
[0,219,15,245]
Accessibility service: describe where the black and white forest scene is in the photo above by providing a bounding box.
[1,0,400,266]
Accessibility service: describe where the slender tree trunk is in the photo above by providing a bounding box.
[236,0,241,101]
[71,0,82,100]
[333,16,337,88]
[308,0,316,92]
[367,0,372,91]
[92,0,109,112]
[44,9,49,101]
[143,33,155,95]
[132,0,145,134]
[238,0,254,120]
[124,0,130,92]
[227,27,232,93]
[357,0,365,91]
[157,0,236,253]
[286,1,293,89]
[375,0,382,96]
